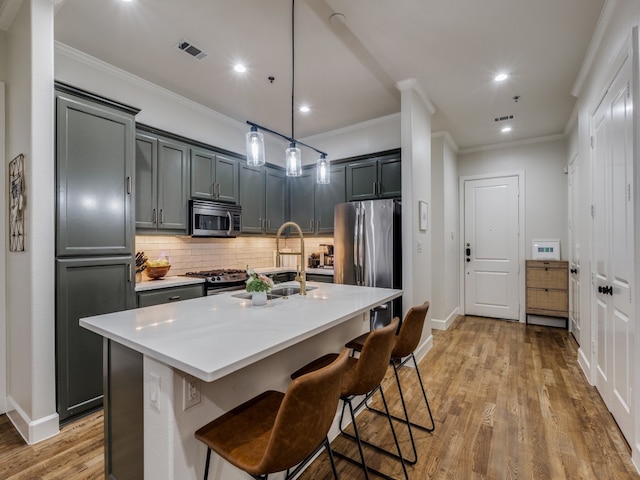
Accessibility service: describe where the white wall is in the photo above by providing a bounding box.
[397,79,433,358]
[5,0,58,443]
[458,139,569,259]
[431,133,459,329]
[300,113,400,161]
[0,79,6,415]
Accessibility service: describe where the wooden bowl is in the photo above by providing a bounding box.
[145,265,171,279]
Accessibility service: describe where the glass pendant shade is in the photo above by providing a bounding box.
[245,128,265,166]
[316,154,330,184]
[285,143,302,177]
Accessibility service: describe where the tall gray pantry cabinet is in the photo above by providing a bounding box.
[55,84,137,423]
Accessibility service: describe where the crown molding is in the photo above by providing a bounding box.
[459,133,567,155]
[571,0,618,97]
[431,131,459,153]
[396,78,437,115]
[300,112,400,142]
[54,41,245,130]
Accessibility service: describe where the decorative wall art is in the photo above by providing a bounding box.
[9,153,25,252]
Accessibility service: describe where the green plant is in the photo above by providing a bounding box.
[245,267,274,293]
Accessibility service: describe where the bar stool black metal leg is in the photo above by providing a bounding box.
[378,387,409,480]
[203,448,211,480]
[325,437,340,479]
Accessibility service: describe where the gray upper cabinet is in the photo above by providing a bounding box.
[289,171,316,234]
[239,164,286,233]
[265,167,286,233]
[136,131,189,233]
[190,147,238,204]
[288,165,346,235]
[315,165,346,234]
[239,164,266,233]
[56,93,134,257]
[346,154,401,201]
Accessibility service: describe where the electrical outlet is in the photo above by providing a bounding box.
[183,375,201,410]
[150,373,161,412]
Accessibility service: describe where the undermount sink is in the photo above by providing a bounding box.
[232,285,317,300]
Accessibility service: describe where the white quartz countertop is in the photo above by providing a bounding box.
[135,275,205,292]
[81,282,401,382]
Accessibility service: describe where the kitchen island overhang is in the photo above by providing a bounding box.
[80,281,403,480]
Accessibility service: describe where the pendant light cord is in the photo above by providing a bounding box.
[291,0,295,142]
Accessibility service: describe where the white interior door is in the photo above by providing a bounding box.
[464,176,520,320]
[592,45,634,444]
[568,159,581,343]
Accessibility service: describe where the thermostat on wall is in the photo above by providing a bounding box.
[531,239,560,260]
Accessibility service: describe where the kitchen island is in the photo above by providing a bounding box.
[80,281,402,480]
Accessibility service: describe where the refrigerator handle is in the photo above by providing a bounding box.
[353,208,360,285]
[358,207,365,285]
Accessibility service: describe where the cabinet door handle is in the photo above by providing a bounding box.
[372,182,377,195]
[378,182,382,195]
[153,208,158,225]
[160,209,164,224]
[310,219,314,230]
[126,176,132,195]
[317,219,320,230]
[127,264,132,283]
[168,295,181,301]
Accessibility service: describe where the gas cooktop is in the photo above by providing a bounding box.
[184,268,247,285]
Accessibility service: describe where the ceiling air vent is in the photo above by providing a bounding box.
[494,115,514,123]
[176,39,208,61]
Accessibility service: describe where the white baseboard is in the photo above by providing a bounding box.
[413,332,434,365]
[577,347,591,384]
[431,307,460,331]
[6,395,59,445]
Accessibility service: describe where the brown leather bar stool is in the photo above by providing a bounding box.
[194,349,350,480]
[290,317,408,480]
[346,301,434,464]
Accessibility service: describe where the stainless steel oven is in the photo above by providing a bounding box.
[189,200,241,237]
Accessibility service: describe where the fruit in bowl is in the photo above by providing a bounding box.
[145,259,171,279]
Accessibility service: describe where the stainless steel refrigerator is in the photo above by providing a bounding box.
[334,199,402,329]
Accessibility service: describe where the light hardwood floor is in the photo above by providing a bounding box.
[1,316,638,479]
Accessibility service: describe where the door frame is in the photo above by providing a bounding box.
[458,170,526,322]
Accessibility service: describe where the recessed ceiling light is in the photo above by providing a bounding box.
[121,0,133,2]
[501,126,512,133]
[299,105,310,113]
[494,73,509,82]
[234,64,247,73]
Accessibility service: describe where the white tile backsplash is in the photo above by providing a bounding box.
[135,235,333,275]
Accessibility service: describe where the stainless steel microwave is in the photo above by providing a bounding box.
[189,200,241,237]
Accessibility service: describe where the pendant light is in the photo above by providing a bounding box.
[245,125,265,166]
[244,0,330,183]
[316,154,329,184]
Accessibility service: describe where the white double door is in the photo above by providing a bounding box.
[591,39,635,444]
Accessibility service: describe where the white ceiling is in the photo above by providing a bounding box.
[52,0,605,150]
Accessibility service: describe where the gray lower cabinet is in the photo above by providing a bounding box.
[346,154,401,201]
[136,131,190,233]
[104,340,143,480]
[240,164,286,233]
[56,257,135,422]
[306,273,334,283]
[137,284,204,307]
[190,147,238,203]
